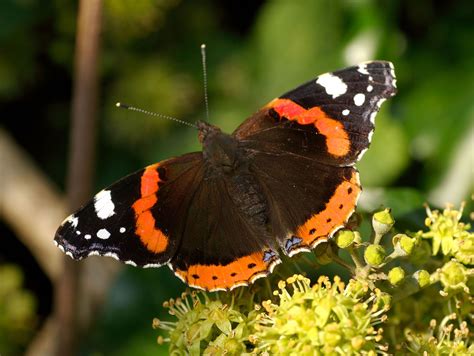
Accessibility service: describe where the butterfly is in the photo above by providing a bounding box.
[55,61,397,291]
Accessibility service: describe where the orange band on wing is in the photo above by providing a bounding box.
[267,98,350,157]
[174,251,279,291]
[297,170,360,246]
[132,164,169,254]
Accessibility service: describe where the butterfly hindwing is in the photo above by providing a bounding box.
[169,162,281,291]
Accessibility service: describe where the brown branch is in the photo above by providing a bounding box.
[0,127,64,280]
[54,1,103,355]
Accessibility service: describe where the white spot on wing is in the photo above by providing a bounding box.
[353,93,365,106]
[104,252,120,261]
[316,73,347,98]
[97,229,111,239]
[367,85,373,92]
[94,190,115,220]
[125,260,137,267]
[84,234,91,240]
[120,227,126,233]
[76,231,81,235]
[357,148,368,161]
[63,214,79,228]
[342,109,350,116]
[370,111,377,124]
[357,64,369,75]
[143,263,162,268]
[368,130,374,143]
[376,98,386,108]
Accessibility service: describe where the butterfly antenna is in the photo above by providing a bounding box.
[201,44,210,122]
[115,102,197,128]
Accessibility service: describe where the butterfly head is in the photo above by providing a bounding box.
[197,120,239,170]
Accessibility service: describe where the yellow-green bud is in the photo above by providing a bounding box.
[372,209,395,236]
[414,270,431,288]
[335,230,356,248]
[392,234,415,255]
[388,267,405,286]
[364,244,387,266]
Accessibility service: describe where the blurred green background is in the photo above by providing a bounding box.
[0,0,472,355]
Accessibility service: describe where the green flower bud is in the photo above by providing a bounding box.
[413,270,431,288]
[392,234,416,255]
[439,260,469,293]
[372,209,395,236]
[364,244,387,266]
[388,267,405,286]
[335,229,356,248]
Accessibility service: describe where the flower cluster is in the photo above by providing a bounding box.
[253,275,390,355]
[152,290,256,355]
[154,204,473,354]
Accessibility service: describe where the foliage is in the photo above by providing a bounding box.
[155,205,473,354]
[0,264,37,355]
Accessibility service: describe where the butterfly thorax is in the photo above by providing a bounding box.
[198,120,241,173]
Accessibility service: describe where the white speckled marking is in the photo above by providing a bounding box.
[342,109,350,116]
[104,252,120,261]
[316,73,347,98]
[97,228,111,240]
[353,93,365,106]
[94,190,116,220]
[368,130,374,143]
[84,234,92,240]
[370,111,377,124]
[357,148,368,161]
[76,231,81,235]
[357,64,369,75]
[125,260,137,267]
[376,98,386,108]
[367,85,373,92]
[120,227,126,233]
[64,215,79,228]
[369,76,373,81]
[66,251,74,259]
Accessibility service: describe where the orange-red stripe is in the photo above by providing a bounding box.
[267,98,350,157]
[175,251,274,290]
[297,170,360,246]
[132,164,169,254]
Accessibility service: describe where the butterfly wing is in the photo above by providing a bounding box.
[54,152,203,267]
[168,167,281,291]
[55,150,281,291]
[234,61,396,254]
[234,61,396,166]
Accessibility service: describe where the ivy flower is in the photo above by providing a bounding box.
[253,275,390,355]
[422,203,472,258]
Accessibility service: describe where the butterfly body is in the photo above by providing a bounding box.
[55,61,397,291]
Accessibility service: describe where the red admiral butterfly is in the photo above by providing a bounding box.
[55,61,397,291]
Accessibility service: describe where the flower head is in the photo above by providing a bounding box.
[154,290,256,355]
[253,275,389,355]
[422,203,472,258]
